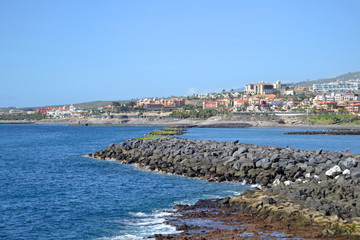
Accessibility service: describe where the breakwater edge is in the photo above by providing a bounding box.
[91,137,360,238]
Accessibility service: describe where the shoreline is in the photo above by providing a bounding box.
[92,137,360,238]
[3,118,360,130]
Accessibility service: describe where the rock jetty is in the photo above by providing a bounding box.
[91,137,360,237]
[285,130,360,135]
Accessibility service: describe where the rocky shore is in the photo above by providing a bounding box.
[91,137,360,238]
[189,123,253,128]
[285,130,360,135]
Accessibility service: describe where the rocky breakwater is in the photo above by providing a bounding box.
[285,129,360,135]
[91,137,360,237]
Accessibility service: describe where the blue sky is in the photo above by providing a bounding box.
[1,0,360,107]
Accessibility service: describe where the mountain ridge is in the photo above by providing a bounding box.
[287,71,360,87]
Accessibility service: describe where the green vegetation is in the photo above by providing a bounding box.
[169,109,218,119]
[149,130,178,135]
[161,127,184,131]
[0,113,44,121]
[180,105,202,110]
[137,136,168,140]
[110,100,144,112]
[307,114,360,125]
[149,127,185,136]
[73,100,132,109]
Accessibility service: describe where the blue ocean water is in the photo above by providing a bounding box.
[0,125,249,240]
[182,127,360,153]
[1,125,359,240]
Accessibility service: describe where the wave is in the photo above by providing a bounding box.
[102,210,181,240]
[100,234,155,240]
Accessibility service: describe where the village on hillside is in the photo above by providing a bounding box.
[1,77,360,121]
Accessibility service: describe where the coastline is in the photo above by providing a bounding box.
[5,117,360,130]
[92,137,360,239]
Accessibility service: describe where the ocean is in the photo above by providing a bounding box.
[1,125,359,239]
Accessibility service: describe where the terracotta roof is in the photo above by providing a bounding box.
[234,99,247,102]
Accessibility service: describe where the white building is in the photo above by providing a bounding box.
[313,81,360,93]
[245,81,283,95]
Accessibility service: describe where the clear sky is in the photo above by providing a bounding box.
[1,0,360,107]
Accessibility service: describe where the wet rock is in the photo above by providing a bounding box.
[176,223,190,231]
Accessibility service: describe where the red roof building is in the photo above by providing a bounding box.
[202,100,218,110]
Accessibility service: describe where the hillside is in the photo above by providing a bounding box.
[19,100,133,110]
[72,100,132,109]
[288,71,360,87]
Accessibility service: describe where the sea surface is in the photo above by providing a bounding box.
[1,125,359,240]
[182,127,360,153]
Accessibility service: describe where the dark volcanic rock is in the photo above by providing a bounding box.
[285,130,360,135]
[195,123,253,128]
[93,136,360,237]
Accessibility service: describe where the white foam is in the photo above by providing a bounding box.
[173,199,193,205]
[113,186,250,239]
[153,210,173,217]
[130,218,164,226]
[100,235,153,240]
[230,191,242,196]
[129,211,147,217]
[250,183,262,189]
[112,210,181,239]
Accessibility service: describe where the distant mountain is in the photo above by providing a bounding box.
[287,71,360,87]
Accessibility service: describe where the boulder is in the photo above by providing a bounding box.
[350,167,360,178]
[339,157,358,170]
[230,146,238,156]
[240,161,254,172]
[325,165,342,178]
[233,161,242,171]
[255,158,272,170]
